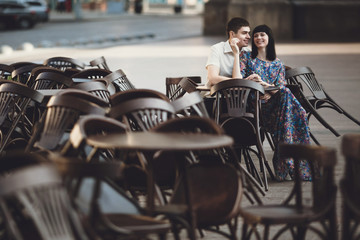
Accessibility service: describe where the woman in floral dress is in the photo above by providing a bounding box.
[241,25,312,181]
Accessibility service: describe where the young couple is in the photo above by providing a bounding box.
[206,17,312,181]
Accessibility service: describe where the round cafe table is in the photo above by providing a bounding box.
[87,131,234,240]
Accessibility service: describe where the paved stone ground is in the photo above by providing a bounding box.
[1,11,359,239]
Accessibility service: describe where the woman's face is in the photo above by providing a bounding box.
[253,32,269,49]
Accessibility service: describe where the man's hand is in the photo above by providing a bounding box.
[230,38,240,55]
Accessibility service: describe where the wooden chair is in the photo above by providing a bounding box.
[240,144,337,240]
[109,97,176,132]
[341,133,360,240]
[72,68,112,80]
[11,63,42,85]
[103,69,136,92]
[60,115,128,162]
[211,79,274,191]
[54,158,171,240]
[71,81,111,103]
[0,82,44,154]
[0,63,14,80]
[165,76,200,101]
[26,89,108,152]
[88,56,110,70]
[285,66,360,139]
[0,163,91,240]
[110,88,169,106]
[25,65,66,87]
[32,71,74,90]
[44,56,86,71]
[171,91,209,118]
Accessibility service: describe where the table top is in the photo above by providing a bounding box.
[87,132,233,151]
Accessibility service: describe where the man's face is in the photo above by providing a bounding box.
[230,26,251,48]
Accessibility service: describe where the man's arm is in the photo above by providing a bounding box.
[206,65,232,86]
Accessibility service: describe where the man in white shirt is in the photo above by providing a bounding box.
[206,17,252,87]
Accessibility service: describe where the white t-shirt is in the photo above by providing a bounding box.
[205,40,251,86]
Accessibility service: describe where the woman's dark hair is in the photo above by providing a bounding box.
[251,24,276,61]
[226,17,250,38]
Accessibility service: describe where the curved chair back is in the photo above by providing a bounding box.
[0,64,14,80]
[0,82,44,153]
[0,163,90,240]
[72,81,111,103]
[44,57,86,71]
[103,69,136,92]
[33,71,74,90]
[28,90,108,151]
[89,56,110,70]
[109,97,175,131]
[172,91,209,118]
[72,68,112,80]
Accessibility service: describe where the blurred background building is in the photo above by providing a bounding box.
[47,0,360,42]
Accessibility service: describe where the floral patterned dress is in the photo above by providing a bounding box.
[241,52,312,181]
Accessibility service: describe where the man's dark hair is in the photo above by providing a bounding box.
[226,17,250,38]
[251,24,277,61]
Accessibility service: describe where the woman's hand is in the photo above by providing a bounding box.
[246,74,273,88]
[260,93,272,102]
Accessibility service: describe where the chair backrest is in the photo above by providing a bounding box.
[103,69,136,92]
[279,144,337,213]
[171,91,209,118]
[0,163,89,240]
[61,115,128,161]
[0,82,44,153]
[72,81,111,103]
[44,57,86,71]
[165,76,200,101]
[89,56,110,70]
[31,90,108,151]
[341,134,360,203]
[33,71,74,90]
[26,66,65,87]
[11,63,42,85]
[72,68,112,80]
[109,97,176,131]
[210,78,264,120]
[109,88,169,106]
[285,66,327,100]
[0,64,14,80]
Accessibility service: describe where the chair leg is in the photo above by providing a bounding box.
[342,206,351,240]
[323,94,360,126]
[310,131,321,145]
[307,106,340,137]
[328,207,338,240]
